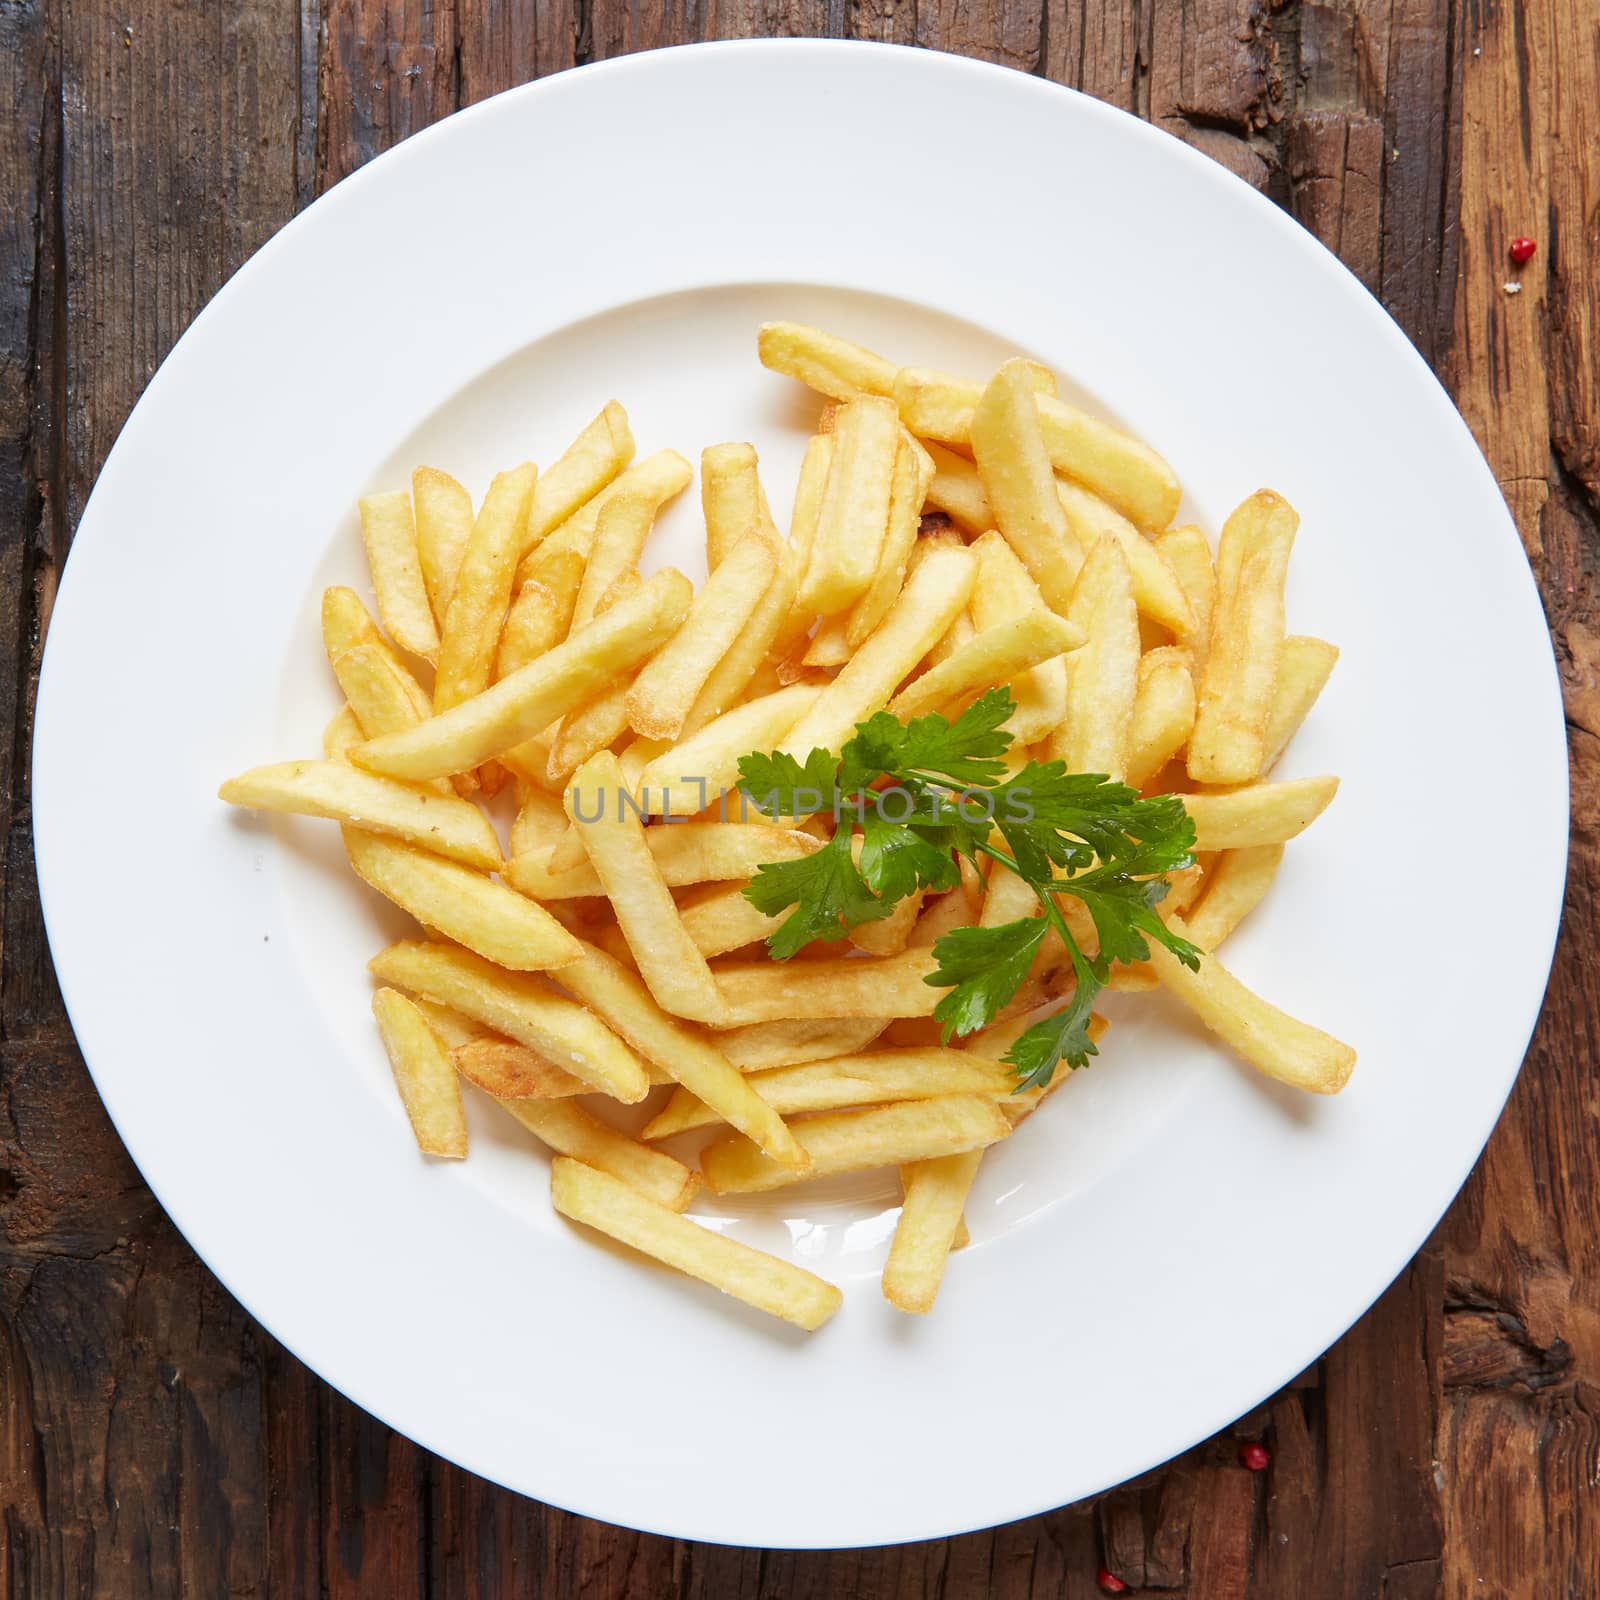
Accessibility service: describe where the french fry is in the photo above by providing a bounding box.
[412,467,475,626]
[798,395,901,615]
[509,786,570,857]
[756,320,898,401]
[843,433,934,647]
[969,531,1071,744]
[524,402,633,554]
[911,885,976,946]
[550,1158,842,1330]
[626,532,779,740]
[895,367,1181,532]
[372,988,468,1157]
[552,940,808,1169]
[503,1101,698,1212]
[970,361,1083,612]
[1183,775,1339,849]
[370,940,649,1102]
[883,1150,983,1313]
[1154,524,1215,666]
[324,705,365,761]
[848,888,922,957]
[496,549,585,678]
[643,1049,1012,1140]
[352,569,692,780]
[1189,491,1298,784]
[1145,914,1355,1093]
[700,1094,1009,1194]
[569,491,654,638]
[321,587,432,720]
[712,948,942,1024]
[218,760,503,870]
[778,542,978,759]
[453,1035,589,1099]
[1125,646,1198,788]
[921,440,993,534]
[715,1017,888,1071]
[1262,635,1339,772]
[632,684,821,817]
[409,998,487,1050]
[330,643,453,796]
[343,831,582,971]
[769,433,834,658]
[545,682,634,785]
[565,751,731,1025]
[1056,479,1197,640]
[508,822,820,899]
[1049,535,1139,779]
[701,442,778,570]
[359,490,440,661]
[1183,845,1284,950]
[678,884,786,958]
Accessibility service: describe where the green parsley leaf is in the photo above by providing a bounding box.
[858,808,963,901]
[742,826,889,958]
[925,919,1047,1039]
[1004,972,1103,1091]
[838,688,1014,792]
[736,747,841,818]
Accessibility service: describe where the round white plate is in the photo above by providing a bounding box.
[34,41,1567,1548]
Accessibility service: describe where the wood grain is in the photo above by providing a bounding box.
[0,0,1593,1593]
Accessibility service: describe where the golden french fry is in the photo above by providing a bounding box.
[372,988,467,1157]
[883,1149,984,1313]
[359,490,440,661]
[1055,479,1196,640]
[701,442,778,570]
[1184,845,1284,950]
[848,888,923,957]
[509,786,570,857]
[626,532,779,740]
[911,885,976,946]
[700,1094,1009,1195]
[370,940,649,1102]
[778,542,977,759]
[969,531,1070,743]
[756,320,898,401]
[322,587,432,719]
[1262,635,1339,772]
[550,1157,841,1330]
[504,1101,699,1212]
[218,760,502,870]
[565,752,731,1026]
[769,433,835,658]
[1184,775,1338,849]
[895,367,1181,532]
[678,884,786,959]
[323,705,365,761]
[497,549,585,678]
[1049,534,1139,779]
[715,1017,888,1071]
[970,362,1083,613]
[408,998,486,1050]
[330,643,453,797]
[412,467,475,626]
[921,440,993,534]
[570,489,657,634]
[545,681,634,785]
[1125,646,1197,788]
[798,395,901,616]
[843,433,933,648]
[352,568,692,780]
[643,1049,1012,1139]
[343,831,581,971]
[1146,914,1355,1093]
[1189,491,1298,784]
[525,402,634,554]
[453,1035,589,1099]
[1155,524,1215,666]
[713,948,943,1024]
[553,940,808,1169]
[893,610,1084,726]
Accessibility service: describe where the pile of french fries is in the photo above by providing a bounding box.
[219,322,1351,1331]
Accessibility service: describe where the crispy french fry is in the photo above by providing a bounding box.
[1146,914,1355,1093]
[509,786,569,857]
[408,998,487,1051]
[911,885,976,946]
[545,682,634,785]
[343,831,581,970]
[701,442,778,570]
[643,1049,1012,1139]
[504,1101,699,1211]
[778,542,977,759]
[1189,491,1298,784]
[798,395,901,616]
[322,587,432,719]
[372,988,467,1157]
[1125,646,1197,788]
[1262,635,1339,772]
[525,402,634,554]
[756,320,898,401]
[769,433,835,658]
[569,491,654,638]
[508,822,820,899]
[565,751,731,1025]
[323,705,365,761]
[1055,478,1197,640]
[1155,524,1215,666]
[712,948,942,1024]
[412,467,475,626]
[700,1094,1009,1194]
[1049,535,1139,779]
[848,888,922,957]
[330,643,452,796]
[370,940,649,1102]
[970,362,1083,612]
[626,532,778,740]
[715,1017,888,1071]
[550,1157,841,1330]
[453,1035,589,1099]
[678,884,786,958]
[352,569,692,780]
[1183,844,1284,950]
[969,531,1071,744]
[553,940,808,1169]
[1184,775,1338,849]
[895,367,1181,532]
[883,1149,983,1313]
[843,434,933,648]
[218,760,502,870]
[497,549,585,678]
[921,440,993,534]
[359,490,440,661]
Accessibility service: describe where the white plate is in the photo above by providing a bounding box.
[33,41,1567,1548]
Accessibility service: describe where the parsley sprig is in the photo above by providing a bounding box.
[736,689,1201,1091]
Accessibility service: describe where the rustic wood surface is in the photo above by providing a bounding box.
[1,0,1594,1592]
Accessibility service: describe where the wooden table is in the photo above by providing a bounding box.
[2,2,1594,1594]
